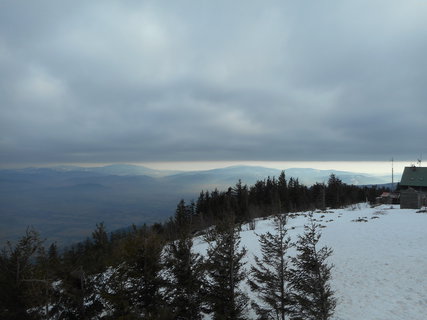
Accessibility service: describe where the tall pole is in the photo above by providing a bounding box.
[391,157,394,192]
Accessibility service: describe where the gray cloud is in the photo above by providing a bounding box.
[1,0,426,166]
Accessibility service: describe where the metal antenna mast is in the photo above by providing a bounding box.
[391,157,394,191]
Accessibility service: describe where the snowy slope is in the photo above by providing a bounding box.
[193,204,427,320]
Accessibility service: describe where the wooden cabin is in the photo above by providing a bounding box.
[399,166,427,209]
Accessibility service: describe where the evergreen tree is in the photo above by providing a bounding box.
[164,237,204,319]
[92,222,109,251]
[310,183,326,211]
[99,227,167,319]
[204,216,248,320]
[128,229,166,318]
[278,171,289,213]
[173,200,191,234]
[249,214,293,320]
[287,178,299,212]
[47,242,60,272]
[0,227,45,320]
[98,263,139,319]
[164,200,204,319]
[30,242,62,319]
[326,174,343,208]
[233,180,249,221]
[91,222,110,272]
[52,265,90,319]
[290,215,336,320]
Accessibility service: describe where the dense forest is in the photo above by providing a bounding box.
[0,172,387,319]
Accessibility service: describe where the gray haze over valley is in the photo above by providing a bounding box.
[0,164,395,245]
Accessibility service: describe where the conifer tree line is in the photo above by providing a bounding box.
[0,172,385,319]
[190,172,386,230]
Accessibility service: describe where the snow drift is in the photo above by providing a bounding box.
[193,204,427,320]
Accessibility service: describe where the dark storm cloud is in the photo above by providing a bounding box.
[1,0,426,166]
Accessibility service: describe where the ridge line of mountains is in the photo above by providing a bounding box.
[0,164,397,245]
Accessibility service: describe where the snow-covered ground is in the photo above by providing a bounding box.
[194,204,427,320]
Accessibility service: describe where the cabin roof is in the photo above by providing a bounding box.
[400,166,427,187]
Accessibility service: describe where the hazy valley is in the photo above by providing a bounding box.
[0,164,395,245]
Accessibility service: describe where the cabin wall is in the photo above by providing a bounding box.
[400,189,427,209]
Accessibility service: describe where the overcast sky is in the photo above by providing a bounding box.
[1,1,426,168]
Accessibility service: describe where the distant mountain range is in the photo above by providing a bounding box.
[14,163,394,185]
[0,164,398,246]
[50,164,182,177]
